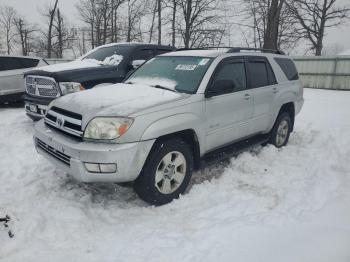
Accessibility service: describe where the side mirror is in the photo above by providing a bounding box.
[205,80,235,98]
[131,59,146,69]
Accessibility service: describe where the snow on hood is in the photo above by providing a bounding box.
[126,77,178,90]
[37,59,102,73]
[36,55,124,73]
[53,83,184,117]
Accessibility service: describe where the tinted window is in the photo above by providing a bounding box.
[132,49,154,61]
[156,49,173,55]
[20,58,39,68]
[275,58,299,80]
[0,57,23,71]
[213,61,246,92]
[248,60,269,88]
[83,45,131,62]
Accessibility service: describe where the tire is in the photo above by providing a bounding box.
[134,138,194,206]
[269,112,292,148]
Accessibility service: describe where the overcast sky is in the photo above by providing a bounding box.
[1,0,349,55]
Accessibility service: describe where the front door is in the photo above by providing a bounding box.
[205,58,254,152]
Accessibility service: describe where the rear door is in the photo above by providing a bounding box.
[246,56,278,134]
[205,57,254,151]
[0,57,40,96]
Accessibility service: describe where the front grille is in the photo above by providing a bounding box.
[26,75,60,98]
[44,106,83,138]
[36,138,71,166]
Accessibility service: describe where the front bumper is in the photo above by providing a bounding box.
[34,120,155,183]
[24,93,54,120]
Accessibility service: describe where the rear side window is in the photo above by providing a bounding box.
[274,58,299,80]
[20,58,39,68]
[248,61,269,88]
[133,49,154,61]
[155,49,173,55]
[248,58,276,88]
[0,57,22,71]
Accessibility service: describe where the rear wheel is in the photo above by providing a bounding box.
[134,139,194,205]
[269,112,292,148]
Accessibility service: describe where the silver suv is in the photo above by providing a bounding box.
[33,47,304,205]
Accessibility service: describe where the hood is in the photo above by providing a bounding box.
[37,59,102,73]
[24,59,125,83]
[52,83,186,118]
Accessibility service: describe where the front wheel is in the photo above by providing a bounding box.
[134,139,194,205]
[269,112,292,148]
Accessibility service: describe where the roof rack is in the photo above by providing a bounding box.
[176,47,232,51]
[176,46,285,55]
[227,47,285,55]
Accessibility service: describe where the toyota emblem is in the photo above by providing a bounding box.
[56,118,64,127]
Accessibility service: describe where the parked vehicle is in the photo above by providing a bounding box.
[24,42,175,120]
[33,47,304,205]
[0,56,48,104]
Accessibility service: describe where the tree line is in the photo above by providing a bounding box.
[0,0,349,58]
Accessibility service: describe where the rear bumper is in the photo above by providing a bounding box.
[33,120,155,183]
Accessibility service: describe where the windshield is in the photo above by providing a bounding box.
[126,56,213,94]
[82,45,132,66]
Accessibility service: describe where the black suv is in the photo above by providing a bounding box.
[24,43,175,120]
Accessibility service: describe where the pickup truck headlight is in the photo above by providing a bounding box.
[84,117,134,140]
[59,82,84,95]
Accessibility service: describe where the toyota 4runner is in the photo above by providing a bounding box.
[33,47,304,205]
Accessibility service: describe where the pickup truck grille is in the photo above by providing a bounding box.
[26,75,60,98]
[44,107,83,138]
[36,138,71,166]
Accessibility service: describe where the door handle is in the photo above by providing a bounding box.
[272,87,279,94]
[244,94,251,100]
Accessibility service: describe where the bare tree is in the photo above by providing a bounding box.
[126,0,148,42]
[157,0,162,44]
[178,0,221,48]
[263,0,285,49]
[287,0,350,56]
[46,0,59,58]
[0,5,17,54]
[13,18,37,56]
[239,0,301,51]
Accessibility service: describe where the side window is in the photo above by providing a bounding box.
[212,60,247,92]
[0,57,22,71]
[248,60,269,88]
[133,49,154,61]
[20,58,39,68]
[274,58,299,80]
[155,49,172,55]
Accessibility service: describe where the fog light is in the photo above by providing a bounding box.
[99,164,117,173]
[84,163,117,173]
[85,163,100,173]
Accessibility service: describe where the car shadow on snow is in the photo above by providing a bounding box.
[54,146,262,208]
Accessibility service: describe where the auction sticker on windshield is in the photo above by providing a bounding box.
[175,64,197,70]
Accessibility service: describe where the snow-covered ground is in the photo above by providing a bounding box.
[1,88,350,262]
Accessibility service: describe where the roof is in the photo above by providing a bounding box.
[0,55,44,60]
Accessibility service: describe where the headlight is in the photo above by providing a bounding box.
[84,117,134,140]
[59,82,84,95]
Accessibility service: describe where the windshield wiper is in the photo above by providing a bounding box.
[151,85,178,93]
